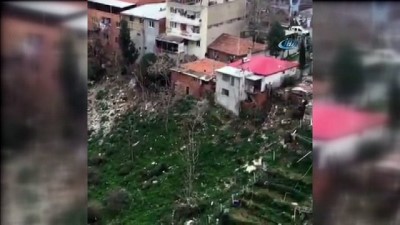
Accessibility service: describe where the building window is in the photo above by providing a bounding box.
[170,7,177,13]
[115,36,119,43]
[222,74,229,81]
[116,21,120,28]
[230,77,235,86]
[149,20,155,28]
[186,87,190,95]
[137,33,141,36]
[129,16,134,21]
[193,26,200,33]
[101,17,111,24]
[222,89,229,96]
[170,22,177,28]
[196,41,200,47]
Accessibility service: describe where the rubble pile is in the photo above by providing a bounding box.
[88,79,133,139]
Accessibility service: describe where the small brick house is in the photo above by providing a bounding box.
[170,58,226,99]
[207,33,266,63]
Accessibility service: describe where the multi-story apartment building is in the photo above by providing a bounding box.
[155,0,247,60]
[88,0,136,50]
[121,3,167,58]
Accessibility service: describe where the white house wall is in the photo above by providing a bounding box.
[314,125,388,169]
[260,68,297,89]
[215,72,245,115]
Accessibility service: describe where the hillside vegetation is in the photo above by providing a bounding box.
[88,81,312,225]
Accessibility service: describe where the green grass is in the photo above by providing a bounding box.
[89,97,312,225]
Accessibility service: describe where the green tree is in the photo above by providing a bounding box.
[88,36,107,82]
[267,22,285,57]
[139,53,158,88]
[298,38,306,78]
[119,19,139,66]
[331,42,364,103]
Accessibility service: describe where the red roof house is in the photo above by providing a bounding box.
[229,55,299,77]
[313,102,387,141]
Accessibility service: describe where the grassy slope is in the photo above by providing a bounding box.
[89,97,312,225]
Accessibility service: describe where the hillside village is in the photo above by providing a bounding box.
[88,0,313,224]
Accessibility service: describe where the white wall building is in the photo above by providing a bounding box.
[156,0,247,59]
[215,55,298,115]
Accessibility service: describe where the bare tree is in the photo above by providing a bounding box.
[180,100,208,205]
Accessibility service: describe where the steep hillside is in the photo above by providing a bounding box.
[88,87,312,225]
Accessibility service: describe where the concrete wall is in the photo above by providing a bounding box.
[215,72,245,115]
[206,0,247,44]
[144,19,162,54]
[122,15,145,57]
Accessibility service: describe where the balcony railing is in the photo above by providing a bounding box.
[167,28,201,41]
[169,13,201,26]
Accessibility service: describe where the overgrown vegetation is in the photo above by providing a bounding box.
[119,19,139,74]
[89,94,312,225]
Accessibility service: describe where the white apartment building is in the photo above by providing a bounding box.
[155,0,247,60]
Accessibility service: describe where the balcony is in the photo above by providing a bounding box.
[167,28,201,41]
[169,13,201,26]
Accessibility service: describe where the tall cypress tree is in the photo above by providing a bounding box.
[388,74,400,131]
[119,19,139,66]
[298,38,306,79]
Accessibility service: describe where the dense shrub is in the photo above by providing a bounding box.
[105,188,131,213]
[88,200,104,225]
[281,76,297,88]
[88,167,101,186]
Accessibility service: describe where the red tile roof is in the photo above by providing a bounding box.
[229,55,298,76]
[172,58,226,80]
[208,33,266,56]
[313,102,387,140]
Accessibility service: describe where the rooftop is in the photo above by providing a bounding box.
[313,102,387,140]
[208,33,266,57]
[229,55,299,76]
[120,0,166,6]
[5,1,86,17]
[121,3,166,20]
[171,58,226,81]
[88,0,135,8]
[215,66,254,78]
